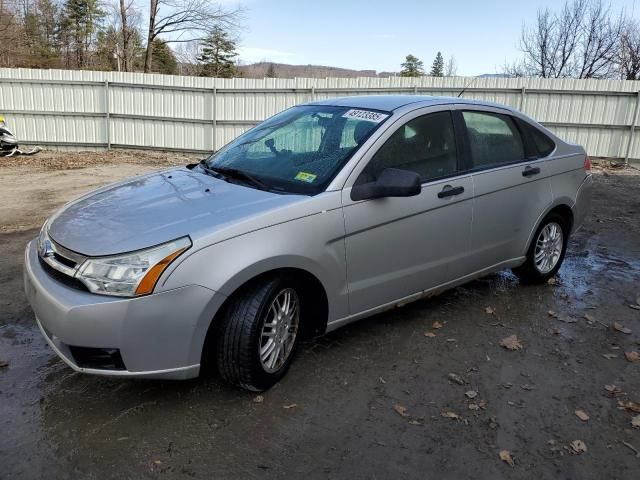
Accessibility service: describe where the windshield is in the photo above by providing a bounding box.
[205,105,389,194]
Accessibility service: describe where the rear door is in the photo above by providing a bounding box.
[457,106,553,273]
[341,107,474,314]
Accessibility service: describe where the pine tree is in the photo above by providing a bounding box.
[197,26,239,78]
[61,0,105,68]
[430,51,444,77]
[149,39,178,74]
[400,54,424,77]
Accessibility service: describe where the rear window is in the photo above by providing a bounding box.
[462,111,525,168]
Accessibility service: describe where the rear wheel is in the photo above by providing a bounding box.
[513,212,568,284]
[216,276,301,391]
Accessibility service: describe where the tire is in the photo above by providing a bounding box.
[513,212,569,284]
[216,275,302,391]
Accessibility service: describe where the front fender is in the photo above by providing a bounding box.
[160,208,349,323]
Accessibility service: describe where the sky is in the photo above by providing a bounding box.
[220,0,638,76]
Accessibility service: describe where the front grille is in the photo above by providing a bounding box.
[68,346,126,370]
[53,252,76,268]
[39,257,88,292]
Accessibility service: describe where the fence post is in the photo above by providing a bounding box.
[212,85,217,152]
[104,80,110,149]
[625,90,640,166]
[520,86,526,111]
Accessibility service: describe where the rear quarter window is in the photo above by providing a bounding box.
[529,123,555,157]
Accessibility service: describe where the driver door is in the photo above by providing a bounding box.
[342,108,474,314]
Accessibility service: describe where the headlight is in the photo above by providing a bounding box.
[76,237,191,297]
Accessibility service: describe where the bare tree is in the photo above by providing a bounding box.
[144,0,241,73]
[618,19,640,80]
[444,55,457,76]
[516,0,624,79]
[575,1,623,78]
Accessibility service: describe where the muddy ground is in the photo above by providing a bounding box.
[1,151,639,480]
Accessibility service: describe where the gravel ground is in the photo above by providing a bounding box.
[0,151,639,479]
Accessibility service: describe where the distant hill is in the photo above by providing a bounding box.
[237,62,396,78]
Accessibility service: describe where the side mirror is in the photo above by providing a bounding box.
[351,168,422,201]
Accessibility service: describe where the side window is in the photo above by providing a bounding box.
[519,120,555,157]
[359,111,457,183]
[462,111,525,168]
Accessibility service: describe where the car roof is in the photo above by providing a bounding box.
[306,95,514,113]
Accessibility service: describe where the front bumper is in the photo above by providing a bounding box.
[24,240,225,379]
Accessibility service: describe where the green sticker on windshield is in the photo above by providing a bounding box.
[295,171,317,183]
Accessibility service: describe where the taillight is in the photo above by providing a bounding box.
[584,155,592,172]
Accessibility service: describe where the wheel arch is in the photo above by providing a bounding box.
[524,201,575,255]
[199,265,330,372]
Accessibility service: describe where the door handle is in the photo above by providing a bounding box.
[522,166,541,177]
[437,185,465,198]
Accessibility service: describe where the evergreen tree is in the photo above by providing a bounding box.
[197,26,239,78]
[149,39,177,74]
[61,0,105,68]
[400,54,424,77]
[430,51,444,76]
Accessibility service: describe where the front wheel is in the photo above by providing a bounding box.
[513,213,569,284]
[216,276,302,391]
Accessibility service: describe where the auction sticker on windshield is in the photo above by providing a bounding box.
[342,109,389,123]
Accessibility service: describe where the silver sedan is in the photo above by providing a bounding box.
[24,95,592,391]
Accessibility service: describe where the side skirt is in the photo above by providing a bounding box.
[326,257,526,333]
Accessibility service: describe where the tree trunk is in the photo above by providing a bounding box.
[120,0,129,71]
[144,0,158,73]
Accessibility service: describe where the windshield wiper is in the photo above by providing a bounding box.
[206,164,272,192]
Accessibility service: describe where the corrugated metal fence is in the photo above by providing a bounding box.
[1,68,640,161]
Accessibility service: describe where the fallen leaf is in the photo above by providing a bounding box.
[499,450,514,467]
[485,306,496,315]
[408,420,422,426]
[520,384,535,391]
[500,334,523,351]
[547,277,559,285]
[584,314,595,323]
[253,395,264,403]
[613,322,632,334]
[441,411,460,420]
[618,401,640,413]
[468,403,480,411]
[570,440,587,454]
[575,410,589,421]
[465,390,478,399]
[548,310,559,318]
[283,404,297,409]
[632,415,640,429]
[0,360,8,369]
[424,331,436,338]
[432,321,443,329]
[601,353,618,359]
[604,384,622,394]
[447,373,466,385]
[394,405,409,417]
[629,305,640,311]
[379,376,386,384]
[625,351,639,362]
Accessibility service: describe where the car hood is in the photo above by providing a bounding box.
[48,167,305,256]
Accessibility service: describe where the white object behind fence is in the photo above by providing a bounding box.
[1,68,639,161]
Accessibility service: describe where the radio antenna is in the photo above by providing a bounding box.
[457,76,479,98]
